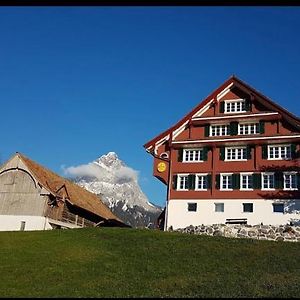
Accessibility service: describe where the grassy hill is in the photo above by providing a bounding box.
[0,227,299,298]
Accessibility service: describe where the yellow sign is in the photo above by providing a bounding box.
[157,162,166,173]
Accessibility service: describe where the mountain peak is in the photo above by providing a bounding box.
[96,151,123,169]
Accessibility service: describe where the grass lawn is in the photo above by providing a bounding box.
[0,227,299,298]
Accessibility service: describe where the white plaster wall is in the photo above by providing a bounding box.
[0,215,53,231]
[166,199,300,230]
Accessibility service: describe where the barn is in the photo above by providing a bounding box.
[0,152,128,231]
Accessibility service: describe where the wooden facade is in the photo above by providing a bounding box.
[144,76,300,230]
[0,153,127,231]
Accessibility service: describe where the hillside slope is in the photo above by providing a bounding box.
[0,228,299,298]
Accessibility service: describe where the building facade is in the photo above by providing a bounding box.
[144,76,300,230]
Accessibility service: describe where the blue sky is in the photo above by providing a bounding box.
[0,7,300,207]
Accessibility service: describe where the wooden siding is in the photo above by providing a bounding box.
[0,169,47,216]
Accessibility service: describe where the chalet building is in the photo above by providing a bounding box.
[0,152,128,231]
[144,76,300,230]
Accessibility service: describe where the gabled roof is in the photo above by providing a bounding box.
[143,75,300,151]
[15,152,125,225]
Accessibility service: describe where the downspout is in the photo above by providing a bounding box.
[164,138,173,231]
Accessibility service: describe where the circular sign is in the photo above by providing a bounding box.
[157,162,167,173]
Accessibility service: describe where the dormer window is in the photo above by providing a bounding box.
[224,99,246,114]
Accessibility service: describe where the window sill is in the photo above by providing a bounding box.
[220,189,233,191]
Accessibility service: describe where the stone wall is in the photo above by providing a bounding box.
[171,224,300,242]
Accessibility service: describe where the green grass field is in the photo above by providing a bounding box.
[0,227,299,298]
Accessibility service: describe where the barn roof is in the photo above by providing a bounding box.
[15,152,125,226]
[143,75,300,152]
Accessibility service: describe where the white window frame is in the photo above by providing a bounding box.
[283,172,298,191]
[177,174,189,191]
[220,173,233,191]
[268,144,292,160]
[242,203,254,213]
[183,149,204,163]
[188,202,197,212]
[195,173,208,191]
[210,124,229,137]
[238,123,259,135]
[261,172,275,190]
[273,203,285,213]
[214,202,224,212]
[240,173,254,191]
[225,146,247,161]
[224,99,246,114]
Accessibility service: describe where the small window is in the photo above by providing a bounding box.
[273,203,284,213]
[20,221,26,231]
[238,123,259,135]
[220,174,233,190]
[224,99,246,113]
[177,175,189,191]
[268,145,291,160]
[243,203,253,213]
[225,147,247,161]
[210,124,230,137]
[283,172,298,190]
[183,149,203,162]
[262,173,275,190]
[240,173,253,190]
[188,203,197,212]
[215,203,224,212]
[195,174,208,190]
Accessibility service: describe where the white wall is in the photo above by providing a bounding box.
[166,199,300,230]
[0,215,53,231]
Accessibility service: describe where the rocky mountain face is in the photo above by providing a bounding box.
[71,152,162,228]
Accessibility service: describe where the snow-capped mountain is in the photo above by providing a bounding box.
[68,152,162,228]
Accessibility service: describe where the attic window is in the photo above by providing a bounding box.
[224,99,246,113]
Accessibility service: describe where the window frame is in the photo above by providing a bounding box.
[224,99,246,114]
[273,203,284,213]
[261,172,275,190]
[195,173,208,191]
[283,171,298,191]
[177,174,189,191]
[267,144,292,160]
[238,122,259,135]
[215,202,224,212]
[240,172,254,191]
[210,124,230,137]
[243,203,254,213]
[225,146,247,161]
[188,202,197,212]
[220,173,233,191]
[182,148,204,163]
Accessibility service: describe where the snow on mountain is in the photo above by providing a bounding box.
[65,152,162,228]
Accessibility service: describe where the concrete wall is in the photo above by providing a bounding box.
[0,215,52,231]
[166,198,300,230]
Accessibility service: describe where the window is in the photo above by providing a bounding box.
[273,203,284,213]
[177,175,189,191]
[221,174,233,190]
[240,173,253,190]
[238,123,259,135]
[243,203,253,213]
[224,99,246,113]
[268,145,291,160]
[183,149,203,162]
[225,147,247,161]
[283,172,298,190]
[262,172,275,190]
[195,174,207,190]
[188,203,197,212]
[215,203,224,212]
[210,124,229,136]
